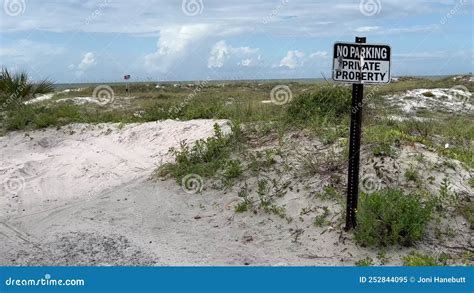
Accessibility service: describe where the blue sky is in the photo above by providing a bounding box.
[0,0,472,83]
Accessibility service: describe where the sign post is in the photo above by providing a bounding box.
[332,37,391,230]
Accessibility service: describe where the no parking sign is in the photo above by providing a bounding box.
[333,42,391,84]
[332,37,391,230]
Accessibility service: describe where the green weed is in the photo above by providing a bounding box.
[354,188,433,247]
[355,257,374,266]
[402,251,449,266]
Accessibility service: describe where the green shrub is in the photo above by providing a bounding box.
[354,188,433,247]
[223,159,242,179]
[458,200,474,229]
[235,184,252,213]
[5,104,84,130]
[286,85,351,124]
[4,106,36,130]
[355,257,374,266]
[235,201,251,213]
[158,124,231,181]
[404,167,419,182]
[313,206,330,227]
[403,251,448,266]
[372,143,397,157]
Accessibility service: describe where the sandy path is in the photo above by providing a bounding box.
[0,179,365,266]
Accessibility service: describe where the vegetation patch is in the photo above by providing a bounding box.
[158,123,241,183]
[313,206,330,227]
[354,188,433,247]
[402,251,448,266]
[286,85,351,126]
[355,257,374,266]
[457,200,474,229]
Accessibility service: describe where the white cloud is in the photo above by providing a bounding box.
[355,25,437,35]
[0,0,450,36]
[208,41,230,68]
[72,52,96,77]
[279,50,306,69]
[0,1,469,81]
[355,26,380,32]
[208,40,259,68]
[145,24,213,71]
[309,51,328,59]
[78,52,96,71]
[385,25,437,34]
[0,39,64,62]
[238,56,262,67]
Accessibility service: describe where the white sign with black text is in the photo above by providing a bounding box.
[332,42,391,84]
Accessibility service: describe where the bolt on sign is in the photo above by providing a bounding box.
[332,42,391,84]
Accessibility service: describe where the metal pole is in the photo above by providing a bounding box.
[345,36,365,230]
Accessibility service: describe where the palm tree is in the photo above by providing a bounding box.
[0,68,54,110]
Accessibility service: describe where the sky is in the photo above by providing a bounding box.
[0,0,473,83]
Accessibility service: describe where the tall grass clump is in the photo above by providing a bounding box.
[354,188,433,247]
[286,85,351,125]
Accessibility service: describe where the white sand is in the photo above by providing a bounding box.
[55,96,109,105]
[0,121,471,266]
[0,120,229,217]
[24,93,55,105]
[385,88,473,113]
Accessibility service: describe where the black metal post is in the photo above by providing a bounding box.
[345,36,365,230]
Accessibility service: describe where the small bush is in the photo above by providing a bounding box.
[372,143,397,157]
[286,85,351,124]
[354,188,433,247]
[235,201,251,213]
[355,257,374,266]
[313,206,330,227]
[399,119,434,139]
[235,185,252,213]
[404,167,419,182]
[158,124,232,182]
[223,159,243,180]
[458,200,474,229]
[403,251,448,266]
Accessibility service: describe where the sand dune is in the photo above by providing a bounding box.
[0,119,229,218]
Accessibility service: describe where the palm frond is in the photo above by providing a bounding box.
[0,68,55,109]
